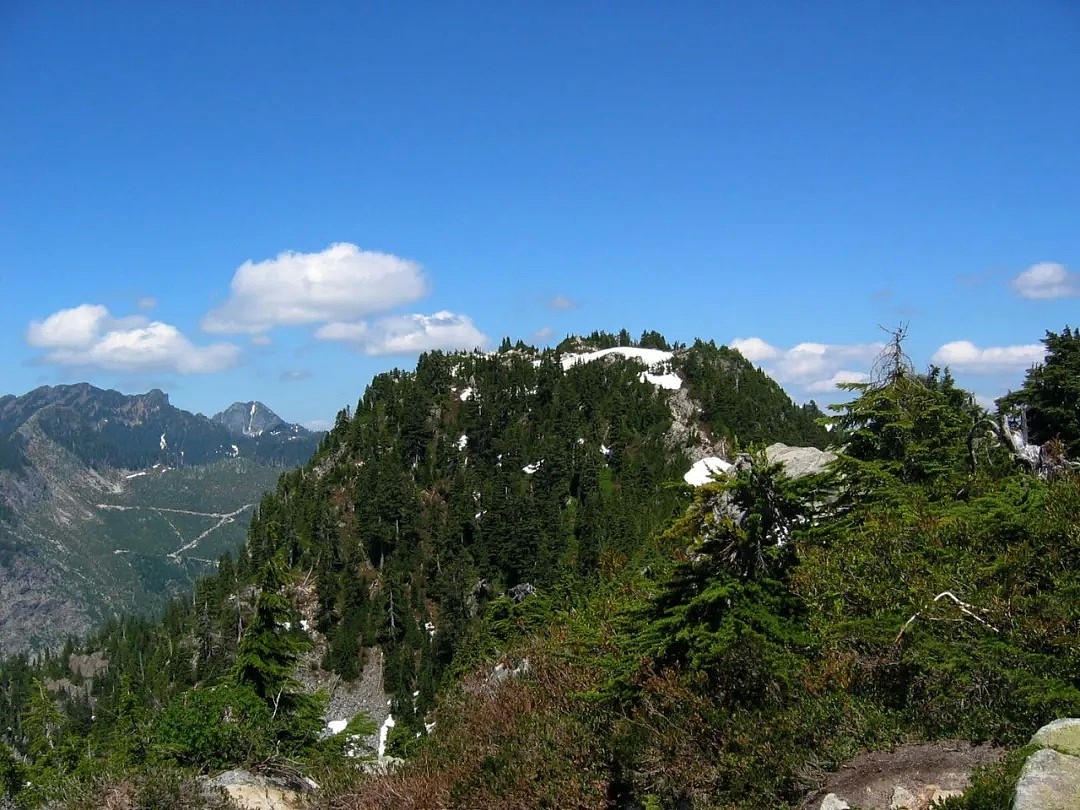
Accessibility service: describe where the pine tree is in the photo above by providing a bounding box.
[233,556,307,716]
[1000,326,1080,455]
[24,678,65,768]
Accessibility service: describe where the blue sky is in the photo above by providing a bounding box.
[2,1,1078,428]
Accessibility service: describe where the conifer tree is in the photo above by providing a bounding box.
[233,556,307,717]
[1000,326,1080,455]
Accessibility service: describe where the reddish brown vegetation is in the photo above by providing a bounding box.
[333,636,610,809]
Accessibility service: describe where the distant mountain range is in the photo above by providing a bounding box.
[0,384,322,652]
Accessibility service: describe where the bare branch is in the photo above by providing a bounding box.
[895,590,998,645]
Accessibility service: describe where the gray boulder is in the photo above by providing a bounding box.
[1013,747,1080,810]
[1031,718,1080,757]
[765,443,836,479]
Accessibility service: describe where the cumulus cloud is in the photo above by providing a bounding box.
[27,304,240,374]
[1010,262,1078,300]
[136,296,157,311]
[732,336,883,394]
[316,311,488,356]
[730,337,780,362]
[27,304,146,350]
[548,294,577,311]
[931,340,1045,373]
[202,243,429,334]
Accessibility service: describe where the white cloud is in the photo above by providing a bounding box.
[1010,262,1078,300]
[136,296,158,311]
[732,336,882,389]
[315,321,370,343]
[806,370,869,393]
[303,418,333,432]
[27,304,146,350]
[930,340,1045,373]
[730,337,780,362]
[532,326,555,342]
[548,294,577,311]
[316,311,488,356]
[280,369,312,382]
[27,304,240,375]
[250,334,272,347]
[202,243,429,334]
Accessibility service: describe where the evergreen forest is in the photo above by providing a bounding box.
[2,328,1080,809]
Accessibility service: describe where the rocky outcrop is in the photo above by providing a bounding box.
[664,385,728,462]
[1014,718,1080,809]
[801,741,1001,810]
[765,442,836,479]
[202,769,315,810]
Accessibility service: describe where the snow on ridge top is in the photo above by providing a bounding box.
[561,347,682,390]
[683,457,733,486]
[560,346,673,370]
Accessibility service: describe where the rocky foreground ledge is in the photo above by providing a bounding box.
[807,718,1080,810]
[1014,718,1080,810]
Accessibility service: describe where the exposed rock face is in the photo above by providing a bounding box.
[203,769,313,810]
[664,385,728,462]
[1014,718,1080,809]
[765,442,836,479]
[211,401,304,439]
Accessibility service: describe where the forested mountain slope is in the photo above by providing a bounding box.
[7,330,1080,809]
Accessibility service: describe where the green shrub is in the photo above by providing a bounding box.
[154,684,272,769]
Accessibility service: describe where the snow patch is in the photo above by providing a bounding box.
[125,471,148,479]
[378,714,396,759]
[683,457,733,486]
[159,433,167,450]
[459,387,474,401]
[641,369,682,390]
[561,347,682,389]
[456,434,468,451]
[523,460,543,474]
[327,719,348,735]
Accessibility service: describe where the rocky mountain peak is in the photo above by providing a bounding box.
[211,401,297,438]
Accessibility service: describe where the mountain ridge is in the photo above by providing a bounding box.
[0,383,324,652]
